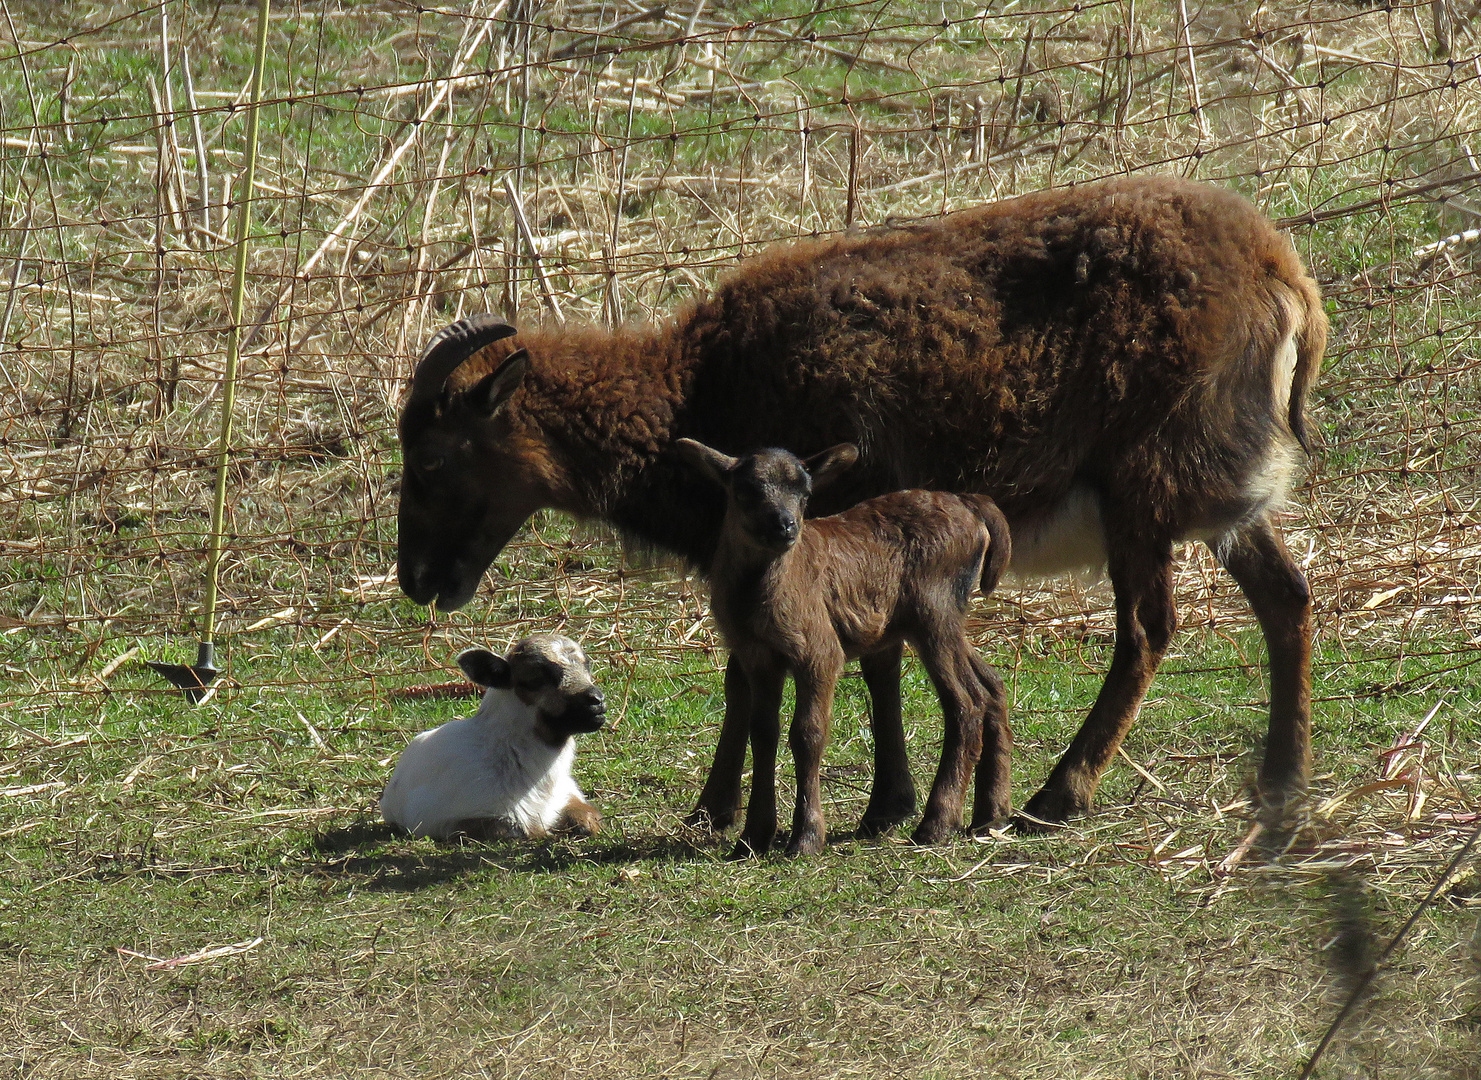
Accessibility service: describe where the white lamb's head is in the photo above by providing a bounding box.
[457,633,606,738]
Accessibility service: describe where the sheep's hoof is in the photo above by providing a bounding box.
[1014,785,1089,834]
[684,805,736,832]
[909,818,957,846]
[857,796,916,838]
[727,839,761,860]
[855,816,904,839]
[784,831,826,857]
[968,812,1011,835]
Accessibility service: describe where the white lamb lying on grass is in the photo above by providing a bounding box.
[380,634,605,841]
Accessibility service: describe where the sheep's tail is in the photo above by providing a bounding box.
[960,494,1012,596]
[1284,277,1327,454]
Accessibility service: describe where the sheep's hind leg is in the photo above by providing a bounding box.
[1018,537,1175,831]
[856,643,917,837]
[969,652,1012,830]
[685,654,750,831]
[1209,514,1312,817]
[912,630,986,845]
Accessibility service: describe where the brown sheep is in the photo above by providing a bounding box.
[675,439,1012,856]
[396,174,1326,830]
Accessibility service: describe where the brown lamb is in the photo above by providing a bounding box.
[396,174,1326,830]
[676,439,1013,856]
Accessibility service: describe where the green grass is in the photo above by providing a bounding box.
[2,623,1479,1077]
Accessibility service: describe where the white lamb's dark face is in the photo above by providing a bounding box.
[507,634,607,736]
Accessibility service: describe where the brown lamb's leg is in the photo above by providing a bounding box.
[557,796,602,837]
[1019,538,1176,830]
[1210,514,1313,812]
[969,651,1012,830]
[732,659,786,859]
[785,652,844,857]
[856,642,917,837]
[686,654,751,831]
[912,628,987,845]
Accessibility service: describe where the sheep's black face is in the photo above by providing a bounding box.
[508,634,607,738]
[397,341,542,611]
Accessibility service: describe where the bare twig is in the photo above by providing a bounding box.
[180,47,211,233]
[503,175,565,323]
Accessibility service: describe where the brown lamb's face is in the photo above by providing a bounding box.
[675,440,860,555]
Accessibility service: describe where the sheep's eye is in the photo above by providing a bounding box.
[420,454,444,473]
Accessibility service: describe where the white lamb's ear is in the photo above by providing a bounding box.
[458,649,511,688]
[675,438,738,488]
[803,443,859,491]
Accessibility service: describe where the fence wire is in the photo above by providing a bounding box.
[2,0,1480,737]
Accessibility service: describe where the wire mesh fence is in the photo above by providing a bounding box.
[2,0,1480,746]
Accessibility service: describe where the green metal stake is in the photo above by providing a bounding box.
[149,0,273,701]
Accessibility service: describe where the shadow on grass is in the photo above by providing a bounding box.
[307,827,719,891]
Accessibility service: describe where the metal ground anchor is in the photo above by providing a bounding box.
[146,641,221,704]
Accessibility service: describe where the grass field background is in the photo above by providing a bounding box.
[2,1,1480,1076]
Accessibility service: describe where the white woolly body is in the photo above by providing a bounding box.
[380,687,585,840]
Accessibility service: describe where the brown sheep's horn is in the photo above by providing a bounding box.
[409,314,518,405]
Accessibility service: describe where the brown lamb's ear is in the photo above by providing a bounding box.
[803,443,859,491]
[458,649,512,688]
[675,438,739,488]
[467,348,530,417]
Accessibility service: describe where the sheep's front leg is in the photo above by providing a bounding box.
[857,643,917,837]
[786,653,844,857]
[686,654,750,831]
[731,659,785,859]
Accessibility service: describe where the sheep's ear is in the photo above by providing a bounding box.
[458,649,511,688]
[466,348,529,417]
[675,438,738,488]
[803,443,859,491]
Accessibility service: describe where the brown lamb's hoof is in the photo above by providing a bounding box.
[855,814,910,839]
[784,831,826,857]
[683,805,736,833]
[968,814,1011,836]
[856,794,917,838]
[910,818,959,847]
[727,834,772,860]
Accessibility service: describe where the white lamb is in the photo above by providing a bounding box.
[380,634,605,840]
